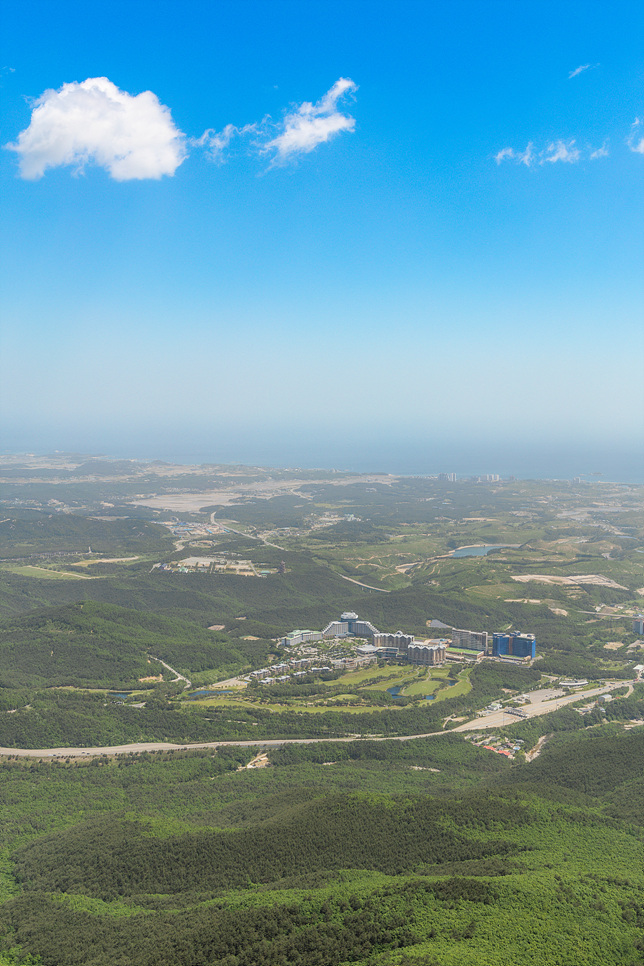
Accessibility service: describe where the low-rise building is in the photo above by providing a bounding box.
[281,629,323,647]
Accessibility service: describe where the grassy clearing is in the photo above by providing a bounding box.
[182,695,267,710]
[0,563,90,580]
[283,701,398,715]
[466,582,520,599]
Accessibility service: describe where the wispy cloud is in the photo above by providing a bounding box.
[5,77,186,180]
[626,117,644,154]
[568,63,596,79]
[191,123,257,162]
[495,143,535,166]
[543,139,580,164]
[494,146,515,164]
[494,136,615,167]
[517,143,535,167]
[263,78,358,162]
[590,141,609,159]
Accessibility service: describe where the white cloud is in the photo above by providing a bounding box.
[494,138,614,167]
[494,142,534,167]
[517,142,535,167]
[543,139,580,164]
[590,141,609,159]
[569,63,599,79]
[6,77,186,180]
[494,147,515,164]
[191,122,256,162]
[627,117,644,154]
[263,77,357,161]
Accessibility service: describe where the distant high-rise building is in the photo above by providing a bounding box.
[438,473,456,482]
[492,632,536,660]
[408,641,446,665]
[451,628,488,652]
[373,631,414,653]
[322,613,379,640]
[633,615,644,635]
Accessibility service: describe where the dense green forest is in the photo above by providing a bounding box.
[0,601,267,689]
[1,464,642,964]
[1,727,643,965]
[0,513,173,559]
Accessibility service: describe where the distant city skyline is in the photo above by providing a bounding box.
[1,1,643,475]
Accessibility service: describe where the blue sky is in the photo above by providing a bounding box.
[1,0,643,477]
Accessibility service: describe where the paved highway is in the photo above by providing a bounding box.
[0,679,632,759]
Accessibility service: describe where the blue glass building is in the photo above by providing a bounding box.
[492,632,536,660]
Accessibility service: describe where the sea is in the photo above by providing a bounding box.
[3,429,643,484]
[119,439,644,484]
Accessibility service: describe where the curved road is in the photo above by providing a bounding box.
[0,680,631,759]
[338,574,390,593]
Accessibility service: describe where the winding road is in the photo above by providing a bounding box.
[0,680,632,759]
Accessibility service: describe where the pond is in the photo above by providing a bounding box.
[108,692,132,700]
[386,685,403,697]
[451,544,517,557]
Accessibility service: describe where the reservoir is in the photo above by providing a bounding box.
[451,544,518,557]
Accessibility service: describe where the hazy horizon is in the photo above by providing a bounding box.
[2,432,643,484]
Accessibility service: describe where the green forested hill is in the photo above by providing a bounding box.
[0,729,643,966]
[0,601,260,688]
[0,513,172,558]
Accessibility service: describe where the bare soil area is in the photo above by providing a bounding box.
[131,474,397,513]
[512,574,627,590]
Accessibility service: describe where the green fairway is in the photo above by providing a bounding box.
[322,664,403,686]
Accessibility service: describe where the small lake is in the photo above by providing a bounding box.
[386,685,403,697]
[108,692,132,700]
[451,544,517,557]
[425,695,435,701]
[188,689,233,700]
